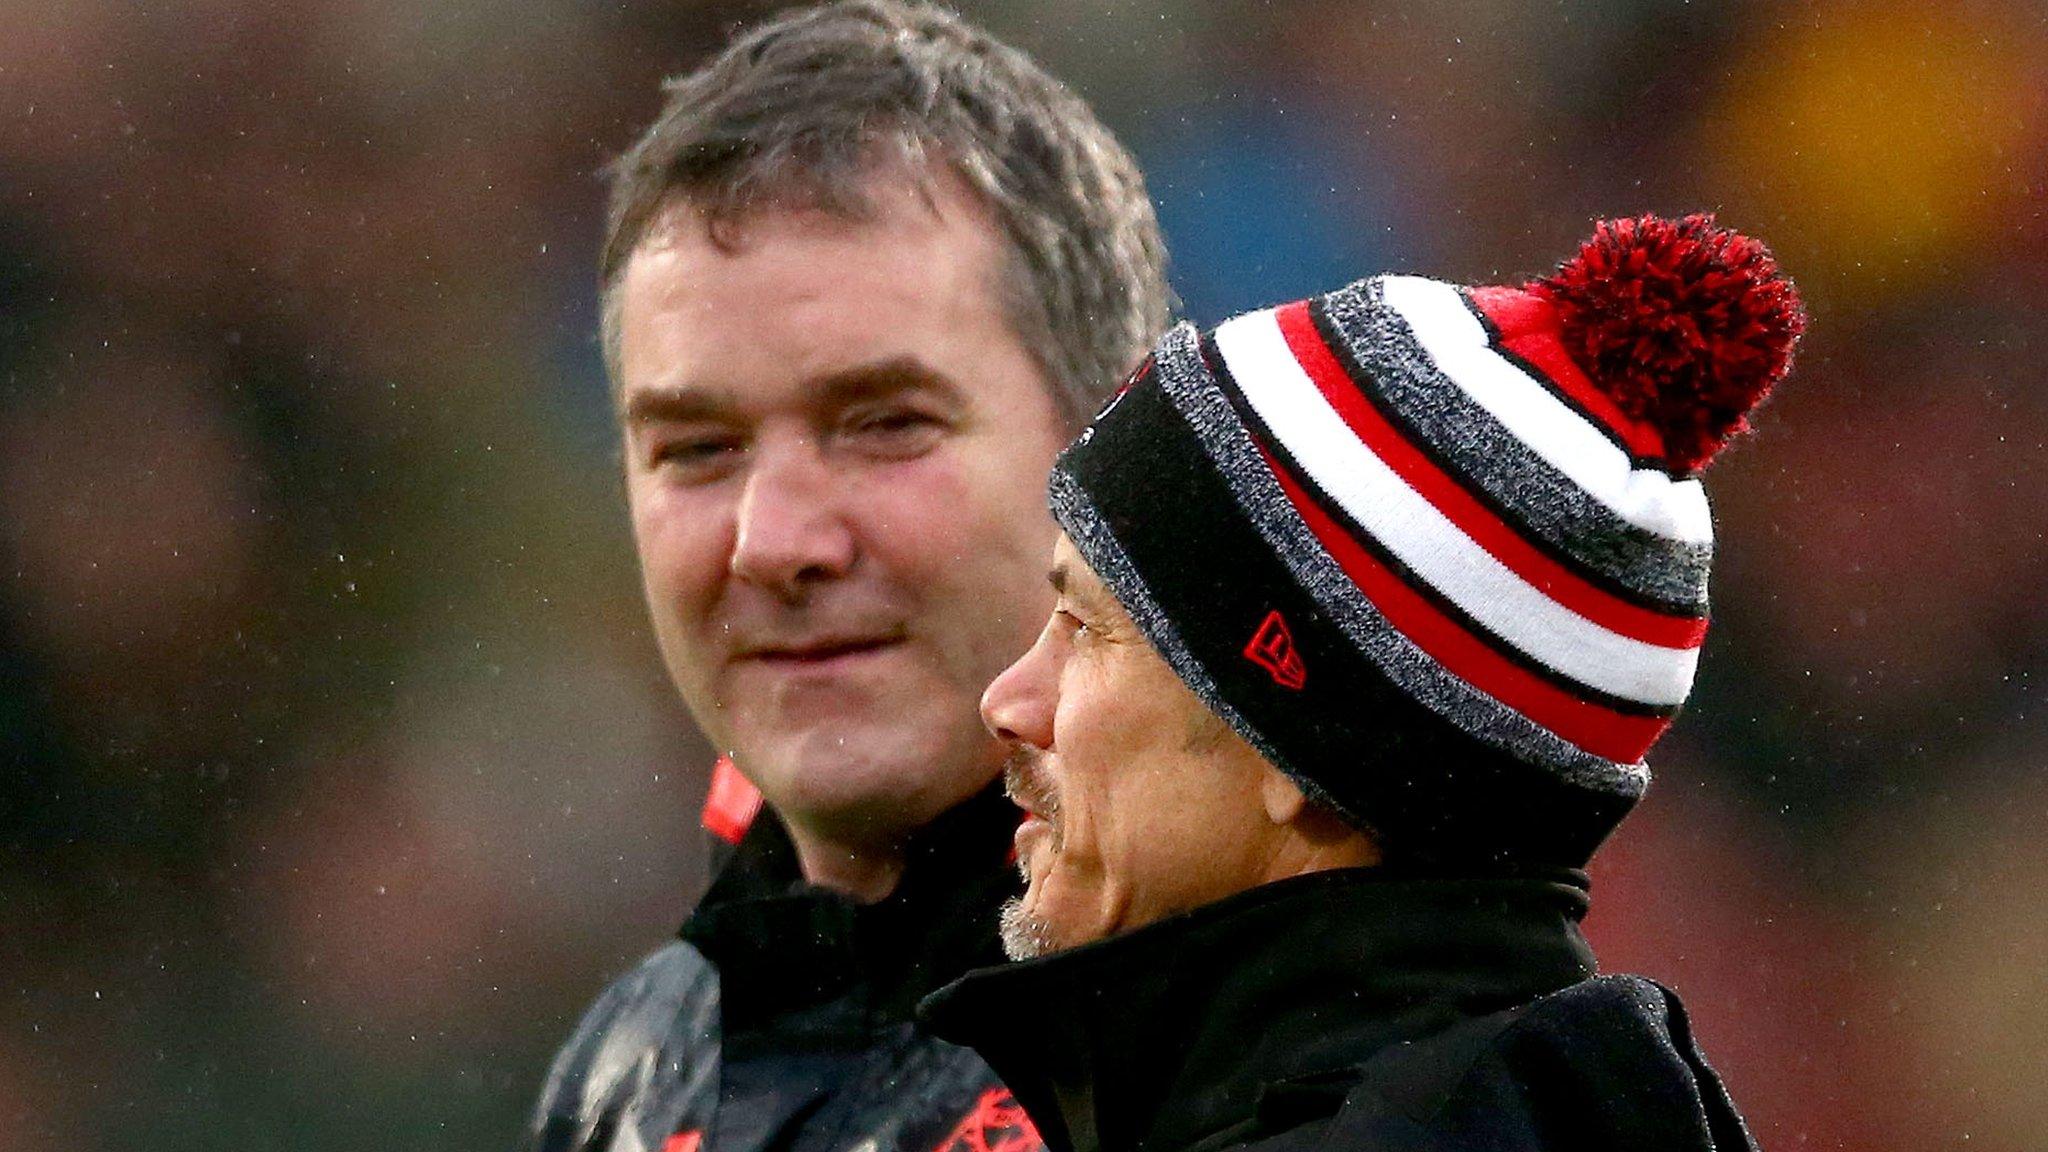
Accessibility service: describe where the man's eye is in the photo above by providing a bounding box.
[844,409,944,455]
[650,437,742,476]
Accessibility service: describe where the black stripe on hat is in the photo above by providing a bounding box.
[1315,281,1712,615]
[1195,330,1680,722]
[1050,334,1641,866]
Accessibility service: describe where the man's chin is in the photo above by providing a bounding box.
[998,895,1054,961]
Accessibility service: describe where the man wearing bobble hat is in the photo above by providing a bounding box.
[921,215,1803,1152]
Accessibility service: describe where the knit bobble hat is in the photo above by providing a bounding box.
[1052,213,1804,867]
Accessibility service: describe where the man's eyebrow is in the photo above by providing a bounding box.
[622,356,966,426]
[812,355,966,408]
[1049,561,1116,620]
[621,387,734,426]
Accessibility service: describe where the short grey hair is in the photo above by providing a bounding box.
[600,0,1169,423]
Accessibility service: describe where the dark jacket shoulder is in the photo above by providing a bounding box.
[1309,974,1757,1152]
[530,783,1030,1152]
[926,872,1756,1152]
[531,941,721,1152]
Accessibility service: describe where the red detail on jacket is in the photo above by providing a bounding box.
[1244,609,1308,690]
[661,1131,703,1152]
[931,1087,1043,1152]
[701,756,763,846]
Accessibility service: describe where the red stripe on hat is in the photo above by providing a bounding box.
[1466,286,1667,460]
[1260,444,1671,764]
[701,756,763,845]
[1275,301,1706,651]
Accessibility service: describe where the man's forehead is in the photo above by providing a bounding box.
[613,176,1018,412]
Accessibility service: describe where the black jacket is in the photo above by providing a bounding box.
[921,867,1757,1152]
[530,786,1043,1152]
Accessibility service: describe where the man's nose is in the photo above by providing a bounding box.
[729,439,856,599]
[981,630,1056,750]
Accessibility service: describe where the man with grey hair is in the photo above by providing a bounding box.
[529,3,1166,1151]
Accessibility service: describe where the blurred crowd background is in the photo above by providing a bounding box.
[3,0,2042,1147]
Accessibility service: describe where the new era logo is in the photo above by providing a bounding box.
[1243,609,1306,690]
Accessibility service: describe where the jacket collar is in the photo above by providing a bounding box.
[681,782,1021,1042]
[920,867,1596,1152]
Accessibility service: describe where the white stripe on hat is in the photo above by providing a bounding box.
[1213,307,1700,708]
[1379,275,1715,546]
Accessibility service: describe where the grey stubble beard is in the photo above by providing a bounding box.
[998,896,1050,960]
[998,746,1060,961]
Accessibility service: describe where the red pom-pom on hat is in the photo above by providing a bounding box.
[1531,213,1806,475]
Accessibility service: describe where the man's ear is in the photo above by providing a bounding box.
[1259,763,1383,866]
[1258,765,1311,827]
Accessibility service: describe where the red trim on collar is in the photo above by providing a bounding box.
[701,756,764,845]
